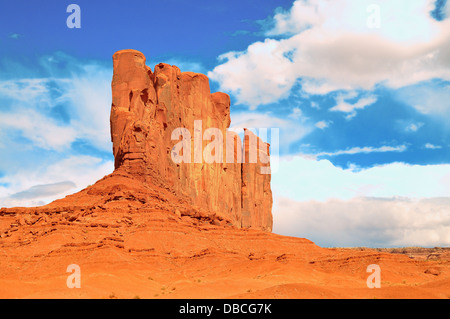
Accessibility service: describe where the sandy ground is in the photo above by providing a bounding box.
[1,206,448,299]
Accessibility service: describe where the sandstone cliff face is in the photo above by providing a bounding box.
[110,49,272,231]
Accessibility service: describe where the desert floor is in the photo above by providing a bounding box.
[1,207,448,299]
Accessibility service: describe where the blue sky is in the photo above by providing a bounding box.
[1,0,450,247]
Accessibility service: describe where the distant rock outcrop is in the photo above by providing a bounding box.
[110,49,272,231]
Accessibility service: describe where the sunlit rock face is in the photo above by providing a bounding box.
[110,49,272,231]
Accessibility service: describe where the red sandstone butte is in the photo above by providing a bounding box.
[0,50,449,300]
[110,49,272,231]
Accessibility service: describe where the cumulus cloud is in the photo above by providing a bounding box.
[209,39,297,109]
[274,196,450,247]
[209,0,450,108]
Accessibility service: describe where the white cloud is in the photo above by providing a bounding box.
[310,101,320,109]
[270,153,450,247]
[425,143,442,149]
[266,0,323,36]
[405,122,424,132]
[64,64,113,152]
[272,155,450,202]
[330,93,377,118]
[209,39,296,109]
[0,109,77,151]
[289,107,302,119]
[209,0,450,108]
[267,0,440,42]
[310,144,407,159]
[273,196,450,247]
[395,81,450,120]
[0,57,113,152]
[315,120,331,129]
[0,54,115,207]
[0,78,57,102]
[0,155,113,207]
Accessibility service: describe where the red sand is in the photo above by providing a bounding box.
[1,173,448,299]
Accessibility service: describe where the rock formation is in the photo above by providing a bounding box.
[1,51,449,300]
[110,49,272,231]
